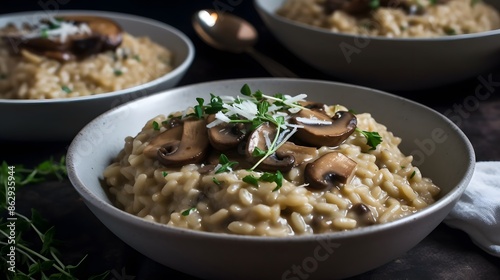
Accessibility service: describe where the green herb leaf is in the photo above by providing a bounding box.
[212,177,221,185]
[61,85,72,94]
[152,121,160,131]
[243,171,283,191]
[181,207,196,216]
[444,27,456,36]
[113,69,123,76]
[215,154,238,174]
[41,28,49,38]
[194,98,205,118]
[272,171,284,191]
[243,175,259,187]
[251,147,267,157]
[356,129,382,150]
[240,84,252,96]
[410,170,416,179]
[162,171,168,177]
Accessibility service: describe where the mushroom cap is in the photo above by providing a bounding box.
[157,118,209,167]
[143,125,183,159]
[276,142,318,167]
[206,114,247,151]
[292,109,357,148]
[63,16,123,51]
[304,151,357,189]
[246,122,295,172]
[298,100,327,112]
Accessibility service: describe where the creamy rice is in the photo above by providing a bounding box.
[0,32,173,99]
[102,88,440,236]
[276,0,500,37]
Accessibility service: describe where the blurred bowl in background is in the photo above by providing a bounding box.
[254,0,500,91]
[0,10,194,142]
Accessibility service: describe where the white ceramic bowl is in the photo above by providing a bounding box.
[67,78,475,280]
[0,10,194,142]
[254,0,500,91]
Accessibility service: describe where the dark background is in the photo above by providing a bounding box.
[2,1,500,279]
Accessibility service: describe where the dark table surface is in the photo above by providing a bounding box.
[1,1,500,279]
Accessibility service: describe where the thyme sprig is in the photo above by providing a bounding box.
[0,157,109,279]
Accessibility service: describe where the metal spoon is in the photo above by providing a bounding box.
[192,9,298,78]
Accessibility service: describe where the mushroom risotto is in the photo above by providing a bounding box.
[0,16,173,99]
[276,0,500,37]
[102,84,440,236]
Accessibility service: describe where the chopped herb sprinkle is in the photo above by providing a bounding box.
[61,85,72,93]
[181,207,196,216]
[152,121,160,131]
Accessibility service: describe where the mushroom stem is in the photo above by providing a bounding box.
[207,114,247,151]
[157,118,210,167]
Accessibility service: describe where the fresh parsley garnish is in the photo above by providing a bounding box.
[242,171,283,191]
[152,121,161,131]
[61,85,72,94]
[356,128,382,150]
[215,154,238,174]
[181,207,196,216]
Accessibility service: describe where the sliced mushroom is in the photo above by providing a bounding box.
[157,118,210,167]
[246,123,294,172]
[207,114,247,151]
[291,109,357,148]
[1,15,123,61]
[63,16,123,51]
[304,152,357,189]
[350,203,376,226]
[277,142,318,167]
[143,125,183,159]
[298,101,327,112]
[203,145,251,173]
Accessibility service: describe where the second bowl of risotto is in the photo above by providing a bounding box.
[254,0,500,91]
[0,10,194,141]
[67,78,475,280]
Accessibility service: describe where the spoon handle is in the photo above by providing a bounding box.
[246,47,299,78]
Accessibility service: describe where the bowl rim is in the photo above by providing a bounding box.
[253,0,500,42]
[66,77,476,243]
[0,9,195,104]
